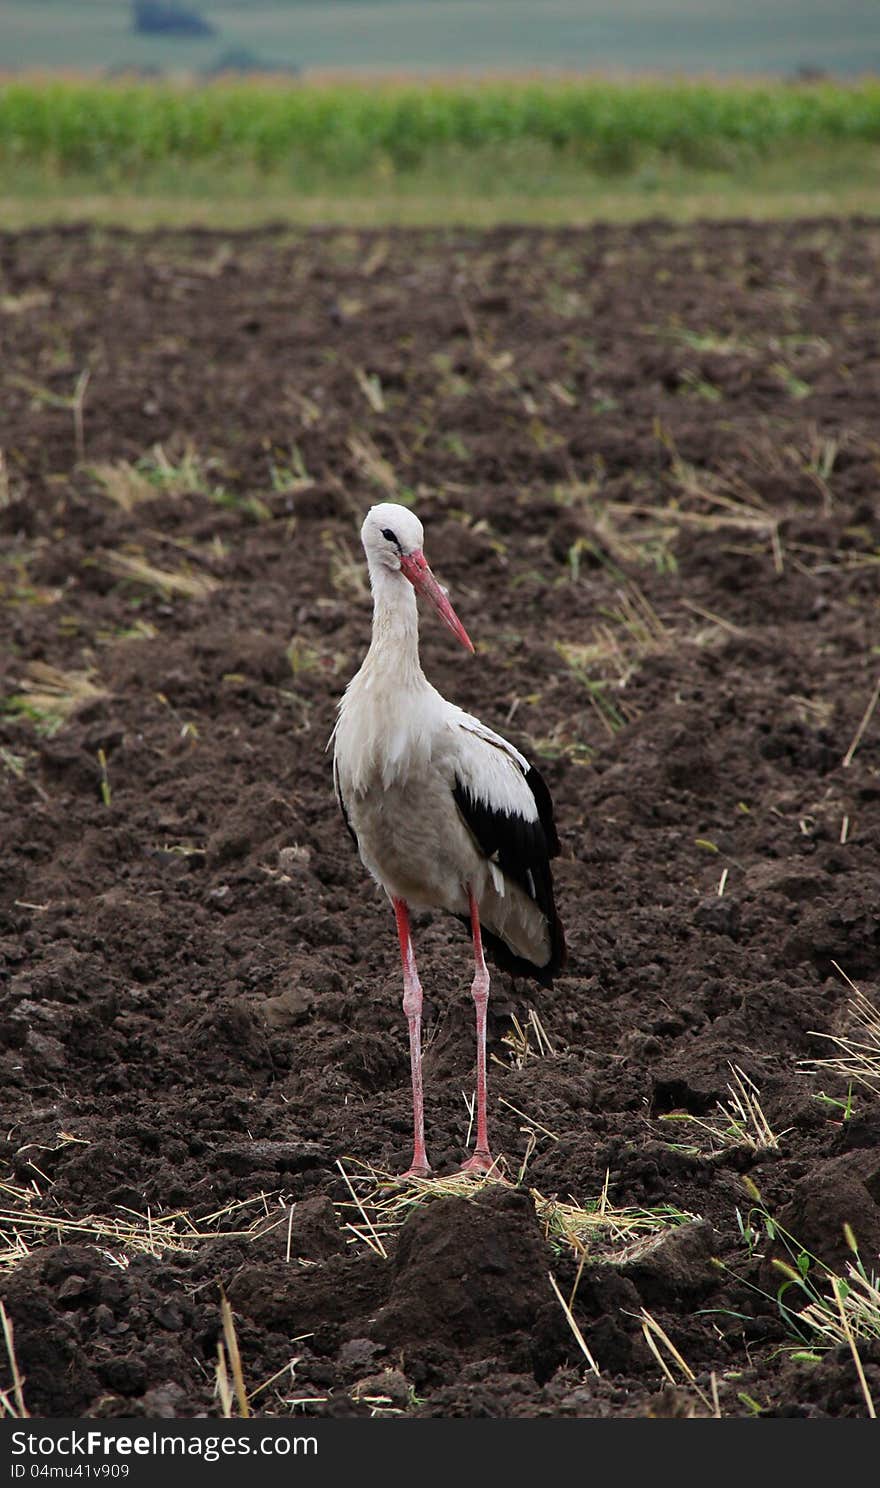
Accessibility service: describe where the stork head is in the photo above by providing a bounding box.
[361,502,474,653]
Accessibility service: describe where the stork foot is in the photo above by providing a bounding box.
[400,1161,433,1181]
[458,1149,498,1177]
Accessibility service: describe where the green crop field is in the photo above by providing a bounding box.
[4,78,880,171]
[2,76,880,227]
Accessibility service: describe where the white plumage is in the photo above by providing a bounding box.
[331,502,564,1177]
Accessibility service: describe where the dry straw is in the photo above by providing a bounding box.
[0,1301,28,1419]
[103,550,219,601]
[803,963,880,1097]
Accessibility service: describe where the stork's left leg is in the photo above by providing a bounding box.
[392,896,431,1179]
[460,886,496,1175]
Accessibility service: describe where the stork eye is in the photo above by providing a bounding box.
[381,528,399,545]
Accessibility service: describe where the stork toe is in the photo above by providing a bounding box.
[400,1161,433,1181]
[458,1149,499,1176]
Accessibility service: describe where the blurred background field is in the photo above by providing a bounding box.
[5,1,880,78]
[2,3,880,227]
[3,80,880,227]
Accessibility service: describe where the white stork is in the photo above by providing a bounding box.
[331,502,565,1177]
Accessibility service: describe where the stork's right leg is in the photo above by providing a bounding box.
[392,897,431,1178]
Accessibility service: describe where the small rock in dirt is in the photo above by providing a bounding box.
[98,1357,148,1397]
[693,896,741,938]
[212,1140,329,1177]
[138,1381,189,1418]
[25,1029,67,1072]
[645,1383,706,1418]
[336,1338,383,1375]
[153,1301,184,1332]
[618,1029,663,1061]
[278,844,312,874]
[262,983,316,1029]
[350,1368,412,1408]
[285,1196,348,1261]
[56,1274,92,1305]
[293,1356,337,1387]
[745,861,830,902]
[93,1304,116,1334]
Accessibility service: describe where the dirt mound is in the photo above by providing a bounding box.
[375,1187,553,1348]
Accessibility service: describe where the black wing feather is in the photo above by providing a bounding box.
[524,763,561,857]
[453,761,566,984]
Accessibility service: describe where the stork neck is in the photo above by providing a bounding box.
[367,566,423,680]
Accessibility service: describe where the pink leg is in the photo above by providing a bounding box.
[460,888,496,1175]
[392,898,431,1178]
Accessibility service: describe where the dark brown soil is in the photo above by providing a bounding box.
[1,220,879,1420]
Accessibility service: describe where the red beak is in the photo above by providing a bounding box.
[400,550,474,653]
